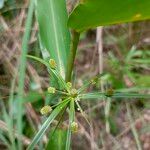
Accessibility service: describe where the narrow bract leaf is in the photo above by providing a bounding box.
[66,100,75,150]
[68,0,150,32]
[79,92,150,100]
[36,0,70,77]
[46,129,67,150]
[27,99,70,150]
[27,55,69,91]
[17,0,34,149]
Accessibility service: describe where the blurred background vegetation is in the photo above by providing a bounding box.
[0,0,150,149]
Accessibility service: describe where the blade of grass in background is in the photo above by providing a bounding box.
[126,103,142,150]
[7,72,17,150]
[68,0,150,32]
[17,0,34,149]
[36,0,70,78]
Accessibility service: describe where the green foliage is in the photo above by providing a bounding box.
[68,0,150,31]
[27,54,150,149]
[2,0,149,149]
[27,99,70,150]
[36,0,70,77]
[66,100,75,150]
[46,129,67,150]
[108,49,150,86]
[17,0,34,149]
[27,55,69,91]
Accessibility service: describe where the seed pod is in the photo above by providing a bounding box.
[48,87,56,94]
[40,105,52,115]
[71,121,78,133]
[49,59,56,69]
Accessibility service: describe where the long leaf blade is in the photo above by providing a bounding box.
[27,99,70,150]
[17,0,34,149]
[68,0,150,32]
[79,92,150,100]
[36,0,70,77]
[66,100,75,150]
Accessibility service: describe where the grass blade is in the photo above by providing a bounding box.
[27,99,70,150]
[79,92,105,100]
[79,92,150,100]
[36,0,70,77]
[126,103,142,150]
[27,55,69,91]
[66,100,75,150]
[17,0,34,149]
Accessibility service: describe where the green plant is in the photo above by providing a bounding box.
[1,0,150,149]
[26,55,150,149]
[25,0,150,149]
[108,48,150,86]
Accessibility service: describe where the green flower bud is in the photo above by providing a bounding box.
[40,105,52,115]
[70,88,77,95]
[70,88,78,98]
[48,87,56,94]
[67,82,72,89]
[71,121,78,133]
[49,59,56,69]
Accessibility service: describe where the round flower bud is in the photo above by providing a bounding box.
[71,121,78,133]
[49,59,56,69]
[40,105,52,115]
[48,87,56,94]
[67,82,72,89]
[70,89,77,95]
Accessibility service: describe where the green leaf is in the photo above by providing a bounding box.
[79,92,150,100]
[23,91,46,103]
[27,99,70,150]
[27,55,69,92]
[79,92,105,100]
[46,129,67,150]
[36,0,70,77]
[17,0,34,149]
[66,100,75,150]
[68,0,150,32]
[135,75,150,87]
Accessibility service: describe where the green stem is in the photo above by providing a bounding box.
[65,30,80,82]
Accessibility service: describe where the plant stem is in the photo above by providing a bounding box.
[65,30,80,82]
